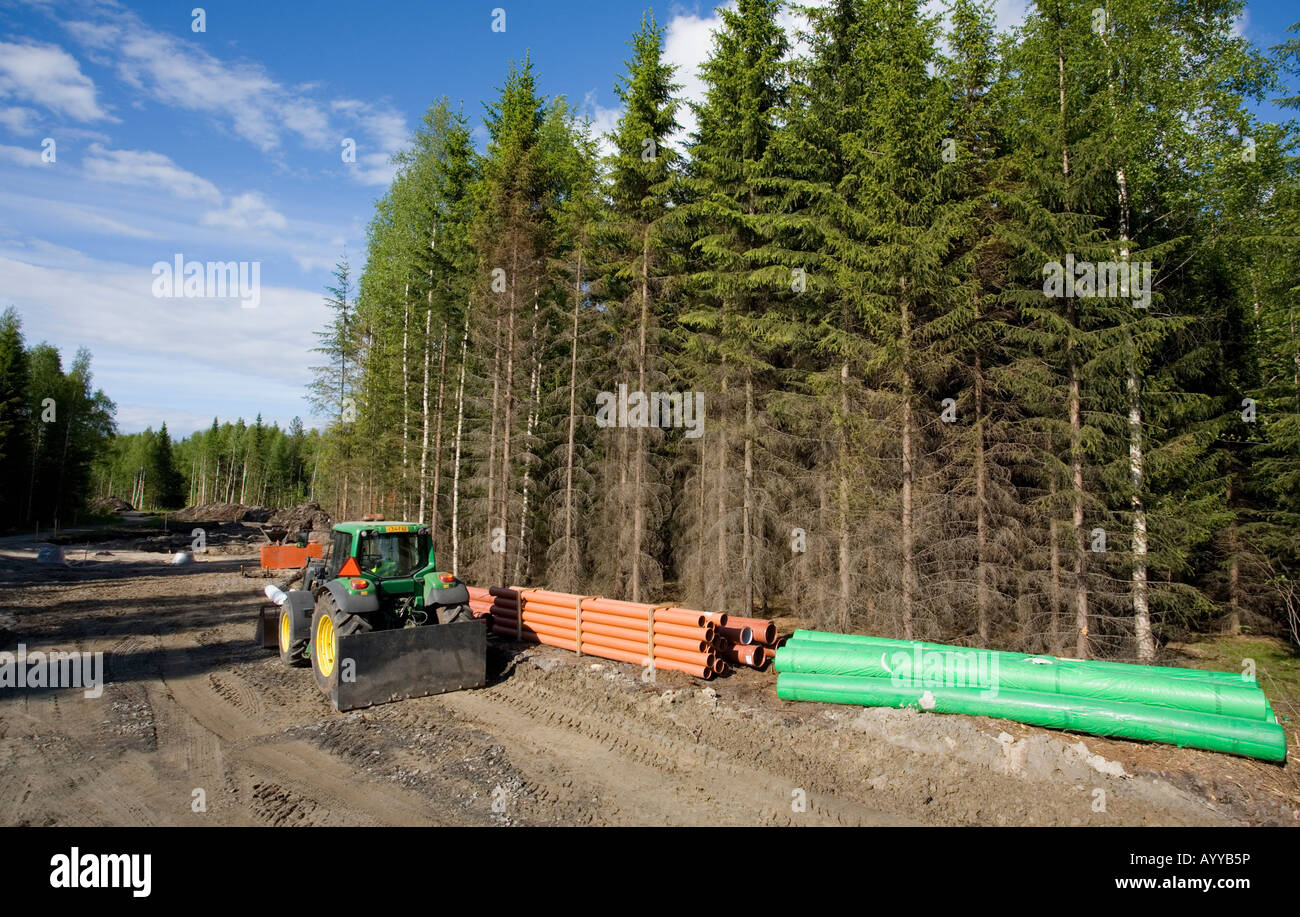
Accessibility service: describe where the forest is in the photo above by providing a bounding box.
[310,0,1300,659]
[2,0,1296,662]
[0,308,116,531]
[91,417,321,514]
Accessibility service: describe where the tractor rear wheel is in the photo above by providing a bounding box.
[310,593,372,697]
[278,606,309,667]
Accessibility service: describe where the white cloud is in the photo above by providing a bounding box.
[200,192,288,233]
[663,9,724,142]
[82,143,222,201]
[0,105,40,134]
[993,0,1031,32]
[333,99,407,186]
[1230,9,1247,39]
[0,40,111,122]
[580,90,622,158]
[31,197,156,238]
[0,244,331,411]
[65,14,328,153]
[60,8,408,174]
[0,143,44,167]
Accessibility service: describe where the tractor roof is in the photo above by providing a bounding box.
[333,521,425,534]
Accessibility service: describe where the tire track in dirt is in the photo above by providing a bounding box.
[436,663,913,826]
[154,629,444,825]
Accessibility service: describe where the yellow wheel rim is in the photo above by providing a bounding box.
[279,611,291,654]
[316,613,336,678]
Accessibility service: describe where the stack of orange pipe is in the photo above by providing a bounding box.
[477,585,781,678]
[467,585,494,618]
[485,587,717,679]
[710,615,779,670]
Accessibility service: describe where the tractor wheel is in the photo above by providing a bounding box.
[310,593,372,697]
[434,603,472,625]
[278,606,309,667]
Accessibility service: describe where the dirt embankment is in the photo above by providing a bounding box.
[0,541,1295,826]
[39,502,334,558]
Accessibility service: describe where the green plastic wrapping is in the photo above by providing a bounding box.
[773,642,1270,720]
[788,629,1251,686]
[776,672,1288,762]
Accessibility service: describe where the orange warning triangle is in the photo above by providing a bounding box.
[338,556,361,577]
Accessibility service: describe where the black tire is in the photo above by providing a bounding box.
[433,603,472,625]
[278,606,309,667]
[310,592,372,697]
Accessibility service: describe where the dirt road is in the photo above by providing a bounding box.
[0,544,1295,826]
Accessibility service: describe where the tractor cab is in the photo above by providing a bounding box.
[327,522,431,587]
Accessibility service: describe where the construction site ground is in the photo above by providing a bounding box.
[1,537,1297,827]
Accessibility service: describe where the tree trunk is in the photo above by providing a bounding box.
[1060,21,1089,659]
[901,278,916,641]
[1049,479,1063,655]
[716,360,729,613]
[975,352,990,643]
[401,285,410,519]
[451,311,469,574]
[498,243,519,584]
[418,302,432,524]
[630,226,651,602]
[743,375,754,615]
[431,319,448,534]
[837,362,851,633]
[562,249,583,590]
[487,310,502,552]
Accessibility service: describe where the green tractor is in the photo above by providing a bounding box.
[257,520,486,710]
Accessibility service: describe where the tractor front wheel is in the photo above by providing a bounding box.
[310,594,372,697]
[434,603,472,624]
[278,607,309,667]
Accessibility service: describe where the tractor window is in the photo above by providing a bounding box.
[356,532,429,579]
[328,530,351,577]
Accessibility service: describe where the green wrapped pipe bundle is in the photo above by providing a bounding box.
[788,629,1251,687]
[773,642,1270,720]
[777,673,1288,762]
[774,630,1288,761]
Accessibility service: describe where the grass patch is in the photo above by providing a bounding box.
[1170,634,1300,722]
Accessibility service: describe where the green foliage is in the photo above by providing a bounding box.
[306,5,1300,655]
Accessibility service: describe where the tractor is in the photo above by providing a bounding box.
[257,520,486,710]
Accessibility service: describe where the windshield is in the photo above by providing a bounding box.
[356,532,429,578]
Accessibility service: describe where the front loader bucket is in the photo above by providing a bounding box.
[255,605,280,649]
[330,618,487,711]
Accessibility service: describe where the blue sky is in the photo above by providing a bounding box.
[1,0,1296,437]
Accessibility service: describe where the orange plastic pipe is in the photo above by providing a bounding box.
[718,624,755,646]
[492,616,714,667]
[492,608,711,652]
[505,587,584,606]
[725,616,777,645]
[496,599,713,641]
[489,623,713,679]
[577,598,706,629]
[718,643,766,668]
[495,588,715,629]
[675,607,726,628]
